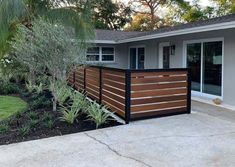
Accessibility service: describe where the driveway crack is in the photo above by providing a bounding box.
[84,132,153,167]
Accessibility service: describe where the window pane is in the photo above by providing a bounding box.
[102,55,114,61]
[187,43,201,92]
[130,48,137,69]
[138,48,145,69]
[86,55,99,61]
[87,47,99,54]
[203,41,222,96]
[102,47,114,54]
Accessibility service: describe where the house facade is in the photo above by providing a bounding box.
[87,14,235,108]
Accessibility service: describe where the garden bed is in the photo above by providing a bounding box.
[0,83,121,146]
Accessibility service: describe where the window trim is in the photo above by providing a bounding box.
[183,37,224,99]
[86,46,115,63]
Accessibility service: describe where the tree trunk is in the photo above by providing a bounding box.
[52,98,57,112]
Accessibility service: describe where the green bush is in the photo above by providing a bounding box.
[29,95,51,110]
[26,81,43,94]
[87,102,111,128]
[59,105,80,124]
[26,111,38,120]
[41,112,53,122]
[19,125,30,137]
[44,120,54,129]
[28,119,39,129]
[53,81,73,105]
[0,123,9,134]
[0,81,20,95]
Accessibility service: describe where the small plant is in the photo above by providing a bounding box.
[41,112,53,122]
[26,81,44,94]
[28,119,39,129]
[44,120,54,129]
[0,123,9,134]
[19,125,30,137]
[25,81,35,93]
[26,111,38,120]
[29,95,51,110]
[87,102,111,128]
[72,92,89,113]
[59,105,80,124]
[53,81,73,105]
[0,81,20,95]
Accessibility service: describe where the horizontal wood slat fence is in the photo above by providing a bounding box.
[68,66,191,123]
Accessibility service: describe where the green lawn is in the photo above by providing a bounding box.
[0,96,27,121]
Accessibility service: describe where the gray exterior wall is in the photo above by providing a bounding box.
[95,28,235,107]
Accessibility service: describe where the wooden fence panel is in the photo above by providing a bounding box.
[74,67,85,91]
[101,69,126,118]
[130,70,190,119]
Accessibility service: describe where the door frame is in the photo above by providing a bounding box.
[128,45,146,69]
[159,42,170,69]
[183,37,224,99]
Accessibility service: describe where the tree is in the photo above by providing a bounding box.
[128,0,168,30]
[11,19,88,111]
[92,0,132,30]
[212,0,235,16]
[0,0,94,58]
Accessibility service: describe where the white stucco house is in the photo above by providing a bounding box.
[86,13,235,108]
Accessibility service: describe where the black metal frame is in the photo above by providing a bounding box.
[72,65,192,124]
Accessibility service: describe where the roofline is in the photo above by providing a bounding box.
[90,40,116,44]
[117,21,235,43]
[93,20,235,44]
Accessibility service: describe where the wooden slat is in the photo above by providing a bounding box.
[131,88,187,98]
[102,89,125,104]
[102,74,125,83]
[131,107,187,119]
[131,82,187,91]
[102,69,125,77]
[131,76,187,84]
[102,101,125,117]
[102,95,125,111]
[131,95,187,105]
[131,71,187,77]
[102,85,125,97]
[86,83,99,92]
[103,79,125,90]
[131,100,187,112]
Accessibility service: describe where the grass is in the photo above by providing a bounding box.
[0,96,27,121]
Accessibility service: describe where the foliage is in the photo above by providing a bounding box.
[29,95,51,110]
[59,105,80,124]
[11,18,88,111]
[71,92,89,113]
[212,0,235,16]
[26,81,43,94]
[0,0,94,58]
[0,81,20,95]
[41,112,53,122]
[28,119,39,129]
[19,125,30,137]
[0,96,27,121]
[44,119,54,129]
[0,123,9,134]
[87,102,111,128]
[52,81,73,105]
[26,111,38,120]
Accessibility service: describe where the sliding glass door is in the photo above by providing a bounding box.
[130,47,145,69]
[186,40,223,97]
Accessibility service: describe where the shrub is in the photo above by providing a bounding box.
[53,81,73,105]
[72,92,89,113]
[59,105,80,124]
[87,102,111,128]
[0,81,20,95]
[28,119,39,129]
[29,95,51,110]
[44,120,54,129]
[26,111,38,120]
[41,112,53,122]
[0,123,9,134]
[19,125,30,137]
[26,81,44,94]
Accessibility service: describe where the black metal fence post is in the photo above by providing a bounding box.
[125,70,131,124]
[187,68,192,114]
[99,67,102,104]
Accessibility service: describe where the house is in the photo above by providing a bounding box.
[86,13,235,108]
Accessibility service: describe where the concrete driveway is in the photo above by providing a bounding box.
[1,111,235,167]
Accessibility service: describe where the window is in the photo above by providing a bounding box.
[186,40,223,97]
[86,47,115,62]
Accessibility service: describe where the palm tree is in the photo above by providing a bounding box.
[0,0,94,57]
